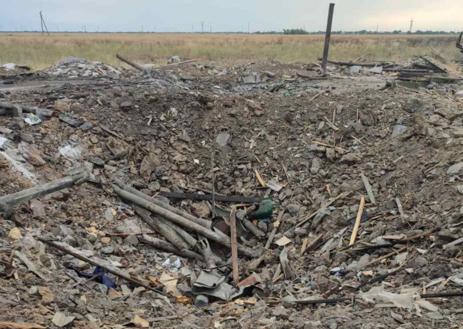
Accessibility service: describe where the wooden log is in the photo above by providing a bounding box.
[114,180,212,229]
[241,217,265,238]
[160,191,262,204]
[38,238,170,303]
[134,205,191,251]
[113,185,258,257]
[116,54,147,72]
[0,169,88,213]
[139,234,203,261]
[157,59,197,69]
[164,221,198,248]
[116,181,234,251]
[265,211,283,249]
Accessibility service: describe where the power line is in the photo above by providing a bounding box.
[39,11,50,35]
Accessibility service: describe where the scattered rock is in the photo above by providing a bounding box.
[216,132,231,147]
[52,311,75,328]
[447,162,463,175]
[340,153,361,164]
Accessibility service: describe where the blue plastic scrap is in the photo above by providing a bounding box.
[77,266,116,289]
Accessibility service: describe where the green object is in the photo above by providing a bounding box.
[249,199,273,220]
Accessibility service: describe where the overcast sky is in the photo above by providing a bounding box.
[0,0,462,32]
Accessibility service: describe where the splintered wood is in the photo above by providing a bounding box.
[349,196,365,246]
[360,173,375,204]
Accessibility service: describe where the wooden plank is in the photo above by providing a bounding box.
[349,196,365,246]
[229,207,239,285]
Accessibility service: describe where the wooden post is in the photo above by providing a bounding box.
[229,207,239,285]
[321,3,335,76]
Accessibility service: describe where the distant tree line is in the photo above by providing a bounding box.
[254,29,460,35]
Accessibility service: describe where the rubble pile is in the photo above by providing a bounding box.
[0,56,463,328]
[41,57,122,79]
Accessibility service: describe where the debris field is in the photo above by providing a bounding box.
[1,55,463,328]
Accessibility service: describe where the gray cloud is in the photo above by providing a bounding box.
[0,0,461,32]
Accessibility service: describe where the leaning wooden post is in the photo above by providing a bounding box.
[321,3,335,76]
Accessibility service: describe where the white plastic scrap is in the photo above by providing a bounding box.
[2,63,16,71]
[59,143,82,160]
[0,136,7,148]
[24,113,42,126]
[360,286,438,312]
[360,286,414,309]
[162,256,182,271]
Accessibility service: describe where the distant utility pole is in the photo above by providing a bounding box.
[409,19,414,33]
[39,11,50,35]
[248,22,250,34]
[201,21,205,33]
[321,3,335,76]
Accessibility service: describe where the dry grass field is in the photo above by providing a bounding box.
[0,32,460,69]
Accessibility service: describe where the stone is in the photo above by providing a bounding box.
[125,235,139,246]
[19,142,46,166]
[101,246,114,254]
[132,314,149,328]
[168,56,181,64]
[340,153,361,164]
[403,97,424,113]
[349,66,362,74]
[392,124,407,137]
[54,99,72,112]
[447,162,463,175]
[140,153,160,181]
[38,286,55,304]
[79,121,93,131]
[119,101,133,111]
[413,256,428,268]
[216,132,231,147]
[8,227,22,240]
[286,203,301,216]
[257,221,268,232]
[30,200,46,218]
[369,66,383,74]
[456,185,463,195]
[310,157,321,174]
[272,305,289,319]
[326,148,336,161]
[191,202,210,218]
[452,127,463,138]
[89,156,105,166]
[52,311,75,328]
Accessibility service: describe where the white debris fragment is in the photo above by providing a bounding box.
[2,63,17,71]
[59,143,82,160]
[24,113,42,126]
